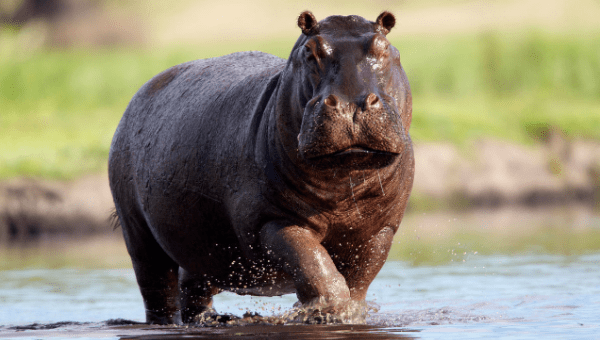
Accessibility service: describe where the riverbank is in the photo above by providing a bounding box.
[2,204,599,270]
[1,138,598,245]
[413,137,600,210]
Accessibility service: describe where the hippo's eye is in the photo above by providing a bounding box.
[304,37,331,67]
[304,40,325,71]
[304,43,317,61]
[304,45,314,57]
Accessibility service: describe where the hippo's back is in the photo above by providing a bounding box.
[108,51,285,271]
[111,51,284,182]
[113,51,285,154]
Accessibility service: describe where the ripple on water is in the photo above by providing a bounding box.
[1,254,599,339]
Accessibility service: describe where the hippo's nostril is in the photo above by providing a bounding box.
[365,93,381,110]
[324,94,339,109]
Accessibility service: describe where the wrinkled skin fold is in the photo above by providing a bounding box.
[109,10,414,325]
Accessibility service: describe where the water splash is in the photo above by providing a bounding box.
[191,300,380,327]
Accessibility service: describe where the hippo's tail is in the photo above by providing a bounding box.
[109,208,121,231]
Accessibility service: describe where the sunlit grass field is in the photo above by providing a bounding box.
[1,29,600,179]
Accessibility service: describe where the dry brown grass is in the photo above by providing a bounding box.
[147,0,600,46]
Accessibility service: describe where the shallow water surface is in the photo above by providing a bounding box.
[1,254,598,339]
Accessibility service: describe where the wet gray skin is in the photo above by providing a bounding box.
[108,10,414,324]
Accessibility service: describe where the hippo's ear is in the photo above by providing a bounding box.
[376,11,395,35]
[298,11,319,36]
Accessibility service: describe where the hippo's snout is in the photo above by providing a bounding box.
[322,92,382,113]
[297,92,405,168]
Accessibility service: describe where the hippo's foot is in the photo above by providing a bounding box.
[192,310,288,326]
[145,309,181,325]
[192,308,241,327]
[285,299,377,324]
[291,308,345,324]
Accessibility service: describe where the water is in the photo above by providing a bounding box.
[1,253,598,339]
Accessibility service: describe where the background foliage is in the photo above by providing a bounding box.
[1,0,600,179]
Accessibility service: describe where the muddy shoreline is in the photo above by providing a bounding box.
[1,139,599,243]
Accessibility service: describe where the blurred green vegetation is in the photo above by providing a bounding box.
[2,226,599,269]
[390,227,600,266]
[1,28,600,179]
[404,31,600,143]
[0,236,131,270]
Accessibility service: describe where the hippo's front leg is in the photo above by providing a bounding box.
[339,226,395,301]
[260,222,351,306]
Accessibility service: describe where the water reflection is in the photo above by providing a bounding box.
[1,206,600,339]
[118,324,419,340]
[2,254,599,339]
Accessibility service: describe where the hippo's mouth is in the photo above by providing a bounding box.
[327,146,395,157]
[307,146,399,169]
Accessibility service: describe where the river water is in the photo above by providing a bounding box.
[1,253,598,339]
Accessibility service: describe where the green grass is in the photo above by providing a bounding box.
[1,28,600,179]
[396,31,600,143]
[0,47,200,179]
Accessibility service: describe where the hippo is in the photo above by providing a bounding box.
[108,10,414,325]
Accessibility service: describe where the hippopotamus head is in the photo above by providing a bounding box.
[276,11,412,170]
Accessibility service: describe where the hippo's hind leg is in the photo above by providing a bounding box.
[179,269,219,323]
[117,207,181,324]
